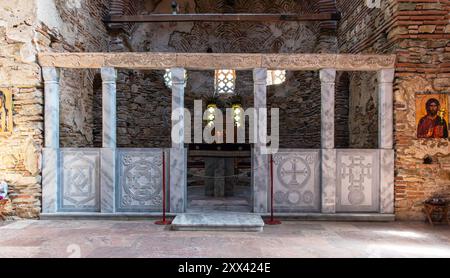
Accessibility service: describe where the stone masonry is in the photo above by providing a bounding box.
[0,0,448,220]
[337,0,450,220]
[0,0,108,218]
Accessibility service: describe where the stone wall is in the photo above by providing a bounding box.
[337,0,450,220]
[105,0,337,149]
[348,71,378,148]
[36,0,110,147]
[335,72,350,148]
[0,1,44,219]
[337,0,396,149]
[0,0,109,218]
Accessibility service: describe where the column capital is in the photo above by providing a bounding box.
[171,67,186,85]
[42,67,60,83]
[253,68,267,84]
[377,68,395,83]
[101,67,117,82]
[320,68,336,83]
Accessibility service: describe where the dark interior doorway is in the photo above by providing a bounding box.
[187,144,252,212]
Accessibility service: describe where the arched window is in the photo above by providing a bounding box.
[215,69,236,94]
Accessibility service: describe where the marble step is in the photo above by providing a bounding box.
[171,213,264,232]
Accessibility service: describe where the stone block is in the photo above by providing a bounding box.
[418,25,436,34]
[398,2,416,11]
[445,25,450,34]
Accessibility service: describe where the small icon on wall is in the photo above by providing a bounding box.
[416,92,449,139]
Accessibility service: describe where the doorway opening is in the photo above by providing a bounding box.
[187,144,252,212]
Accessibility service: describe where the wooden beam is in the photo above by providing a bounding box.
[104,13,341,23]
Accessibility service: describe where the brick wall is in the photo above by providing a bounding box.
[393,0,450,220]
[337,0,450,220]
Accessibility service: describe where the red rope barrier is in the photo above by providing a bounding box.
[265,154,281,225]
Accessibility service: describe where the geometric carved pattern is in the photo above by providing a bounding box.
[336,150,380,212]
[116,149,164,212]
[272,150,320,212]
[215,69,236,94]
[59,149,100,212]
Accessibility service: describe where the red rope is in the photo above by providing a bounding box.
[162,151,166,222]
[265,153,281,225]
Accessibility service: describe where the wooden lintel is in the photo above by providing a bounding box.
[104,13,341,23]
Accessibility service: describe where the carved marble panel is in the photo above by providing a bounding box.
[116,149,165,212]
[59,149,100,212]
[38,53,396,71]
[336,150,380,212]
[272,149,320,212]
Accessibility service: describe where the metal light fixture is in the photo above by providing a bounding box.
[206,103,217,127]
[232,103,242,128]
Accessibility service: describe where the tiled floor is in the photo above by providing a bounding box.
[0,220,448,258]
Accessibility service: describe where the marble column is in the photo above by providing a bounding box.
[378,69,395,150]
[170,68,187,213]
[252,68,269,213]
[378,69,395,214]
[42,67,60,213]
[100,67,117,213]
[320,68,337,213]
[320,69,336,149]
[102,67,117,148]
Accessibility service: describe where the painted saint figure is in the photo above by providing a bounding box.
[0,91,9,133]
[417,98,448,138]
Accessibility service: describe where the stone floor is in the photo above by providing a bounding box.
[0,220,448,258]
